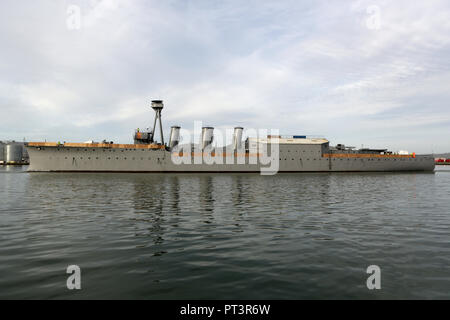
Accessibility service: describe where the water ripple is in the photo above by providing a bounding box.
[0,167,449,299]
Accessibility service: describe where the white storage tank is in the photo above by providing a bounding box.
[22,146,29,161]
[0,143,5,163]
[5,143,23,164]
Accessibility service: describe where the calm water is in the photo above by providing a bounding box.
[1,166,450,299]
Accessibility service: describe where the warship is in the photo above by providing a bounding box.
[26,100,435,173]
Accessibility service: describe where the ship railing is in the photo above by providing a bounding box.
[278,135,325,139]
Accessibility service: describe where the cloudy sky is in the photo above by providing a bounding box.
[1,0,450,153]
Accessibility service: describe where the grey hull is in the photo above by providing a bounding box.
[26,145,435,173]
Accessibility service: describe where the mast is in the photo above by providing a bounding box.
[151,100,164,145]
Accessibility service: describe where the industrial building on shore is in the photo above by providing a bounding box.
[0,141,29,165]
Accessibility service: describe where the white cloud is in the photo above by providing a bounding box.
[0,0,449,153]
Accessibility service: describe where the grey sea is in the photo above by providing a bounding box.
[1,165,450,299]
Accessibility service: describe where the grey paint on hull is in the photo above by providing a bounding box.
[26,144,435,172]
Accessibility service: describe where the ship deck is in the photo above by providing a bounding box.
[27,142,165,150]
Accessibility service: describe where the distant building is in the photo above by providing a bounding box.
[0,140,28,165]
